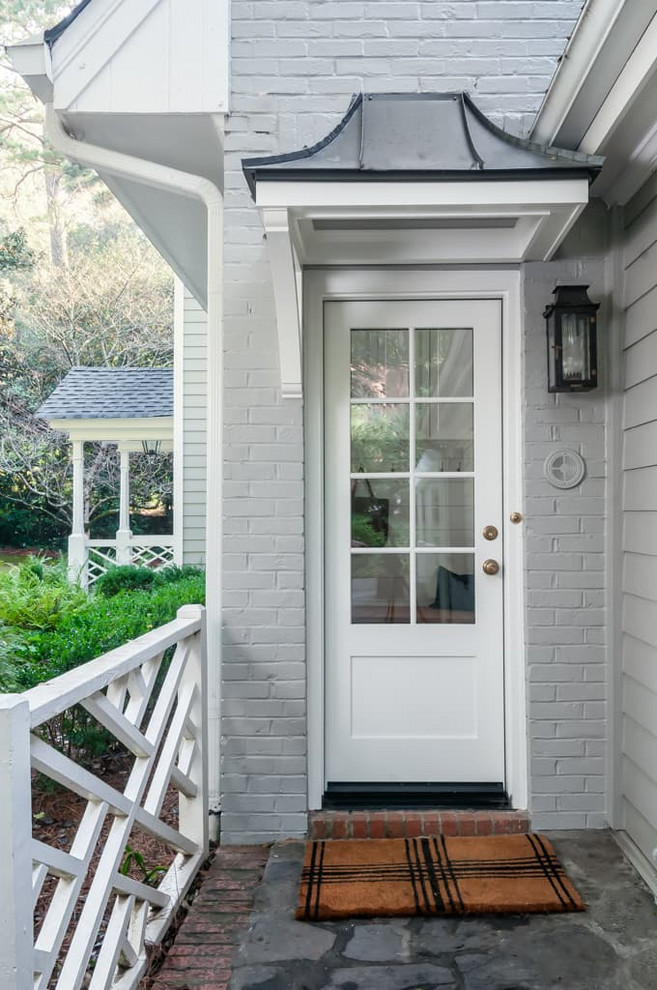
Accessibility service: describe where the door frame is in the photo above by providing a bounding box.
[304,268,527,811]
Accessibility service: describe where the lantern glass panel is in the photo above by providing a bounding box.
[561,313,591,384]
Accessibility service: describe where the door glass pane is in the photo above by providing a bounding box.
[415,479,474,546]
[351,329,409,398]
[352,554,410,624]
[352,479,410,548]
[351,404,410,473]
[416,553,475,624]
[415,328,473,397]
[415,403,474,472]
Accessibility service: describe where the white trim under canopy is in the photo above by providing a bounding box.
[243,92,603,398]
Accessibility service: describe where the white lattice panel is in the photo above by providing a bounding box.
[87,545,118,587]
[130,544,175,570]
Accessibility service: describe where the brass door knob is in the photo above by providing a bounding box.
[482,559,500,576]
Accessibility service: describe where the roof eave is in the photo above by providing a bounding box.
[6,36,53,104]
[531,0,628,146]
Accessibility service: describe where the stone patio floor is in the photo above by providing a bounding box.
[152,831,657,990]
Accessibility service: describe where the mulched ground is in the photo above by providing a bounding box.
[0,546,60,560]
[33,750,186,988]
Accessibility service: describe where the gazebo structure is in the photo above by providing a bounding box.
[37,367,178,588]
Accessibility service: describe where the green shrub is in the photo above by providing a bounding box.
[0,498,68,551]
[0,557,87,631]
[95,564,204,598]
[20,571,206,687]
[154,564,204,582]
[95,565,159,598]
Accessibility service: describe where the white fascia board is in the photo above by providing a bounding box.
[48,416,174,442]
[531,0,630,146]
[255,179,591,211]
[6,37,53,103]
[580,13,657,155]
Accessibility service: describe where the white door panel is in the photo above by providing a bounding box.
[324,299,505,784]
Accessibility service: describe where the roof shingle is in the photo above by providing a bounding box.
[36,367,173,421]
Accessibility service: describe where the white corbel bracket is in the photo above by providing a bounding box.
[261,208,302,399]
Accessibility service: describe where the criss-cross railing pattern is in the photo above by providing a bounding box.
[85,538,176,588]
[0,605,208,990]
[87,542,119,586]
[130,542,176,570]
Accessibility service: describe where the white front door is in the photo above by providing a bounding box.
[324,299,505,786]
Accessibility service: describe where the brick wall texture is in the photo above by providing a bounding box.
[220,0,599,843]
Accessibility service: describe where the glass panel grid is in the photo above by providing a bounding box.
[350,324,476,626]
[350,329,409,399]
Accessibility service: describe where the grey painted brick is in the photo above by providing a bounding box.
[532,812,588,829]
[221,0,592,842]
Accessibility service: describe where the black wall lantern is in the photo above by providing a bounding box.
[544,285,599,392]
[141,439,162,455]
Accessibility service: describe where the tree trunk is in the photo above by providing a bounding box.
[44,169,68,269]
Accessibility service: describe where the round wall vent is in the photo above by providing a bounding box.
[544,449,586,490]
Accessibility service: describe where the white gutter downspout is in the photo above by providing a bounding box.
[45,105,224,840]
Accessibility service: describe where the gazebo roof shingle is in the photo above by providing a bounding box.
[36,367,173,421]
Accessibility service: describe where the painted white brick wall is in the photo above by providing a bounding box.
[523,258,608,830]
[221,0,588,843]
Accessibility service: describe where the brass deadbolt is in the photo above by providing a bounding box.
[482,559,500,576]
[483,525,499,541]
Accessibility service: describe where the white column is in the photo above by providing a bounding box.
[116,448,132,566]
[0,696,33,989]
[68,440,88,587]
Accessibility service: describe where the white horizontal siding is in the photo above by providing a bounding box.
[620,182,657,866]
[623,554,657,602]
[182,287,207,565]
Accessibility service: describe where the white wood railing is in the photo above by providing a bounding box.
[85,537,176,588]
[0,604,208,990]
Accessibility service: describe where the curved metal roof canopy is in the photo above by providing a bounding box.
[244,92,602,194]
[242,93,603,400]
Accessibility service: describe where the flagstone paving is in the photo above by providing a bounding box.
[228,831,657,990]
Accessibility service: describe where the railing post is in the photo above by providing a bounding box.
[177,605,209,856]
[0,696,34,990]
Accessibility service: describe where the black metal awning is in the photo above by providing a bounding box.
[243,92,603,197]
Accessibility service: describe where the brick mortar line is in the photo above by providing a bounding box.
[148,846,269,990]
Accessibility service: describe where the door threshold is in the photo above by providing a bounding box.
[310,808,529,839]
[324,782,509,811]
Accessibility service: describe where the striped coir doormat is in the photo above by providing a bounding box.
[296,834,585,921]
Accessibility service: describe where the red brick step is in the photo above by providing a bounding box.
[309,809,529,840]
